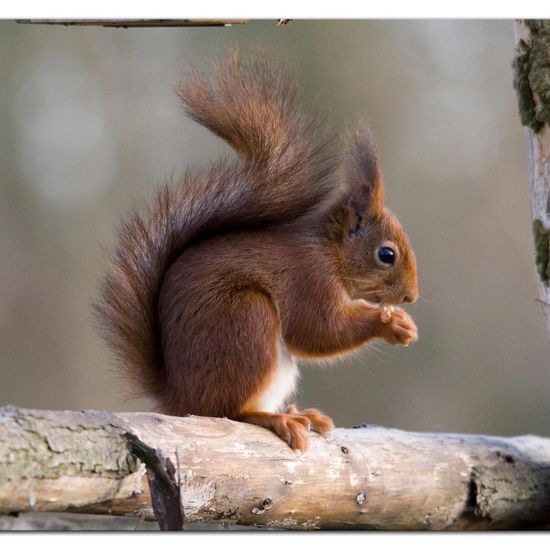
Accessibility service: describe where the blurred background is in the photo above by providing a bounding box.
[1,19,548,437]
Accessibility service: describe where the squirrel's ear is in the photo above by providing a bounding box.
[341,127,384,233]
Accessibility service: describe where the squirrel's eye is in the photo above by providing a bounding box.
[377,246,396,266]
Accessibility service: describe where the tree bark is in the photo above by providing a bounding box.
[513,20,550,339]
[1,406,549,530]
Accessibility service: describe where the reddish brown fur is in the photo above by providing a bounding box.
[95,50,419,452]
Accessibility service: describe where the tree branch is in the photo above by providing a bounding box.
[513,19,550,339]
[1,406,549,530]
[15,20,248,27]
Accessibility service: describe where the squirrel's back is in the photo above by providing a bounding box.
[94,51,339,400]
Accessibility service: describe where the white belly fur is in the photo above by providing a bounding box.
[255,340,299,413]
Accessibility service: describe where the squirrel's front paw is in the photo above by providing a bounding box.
[378,307,418,346]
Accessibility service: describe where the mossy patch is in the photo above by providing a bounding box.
[533,219,550,285]
[513,20,550,132]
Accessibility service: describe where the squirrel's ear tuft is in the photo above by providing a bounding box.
[342,127,384,230]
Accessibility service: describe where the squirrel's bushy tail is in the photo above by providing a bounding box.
[176,50,337,208]
[95,50,338,399]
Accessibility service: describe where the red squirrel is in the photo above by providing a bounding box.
[95,51,419,452]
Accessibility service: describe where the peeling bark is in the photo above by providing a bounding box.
[125,433,184,530]
[1,406,550,530]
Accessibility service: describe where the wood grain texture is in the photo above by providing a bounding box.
[1,406,549,530]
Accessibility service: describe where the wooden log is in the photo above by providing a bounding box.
[1,406,549,530]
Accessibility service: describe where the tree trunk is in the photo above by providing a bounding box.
[1,406,549,530]
[513,20,550,339]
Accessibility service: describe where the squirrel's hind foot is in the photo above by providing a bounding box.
[285,404,334,435]
[240,408,334,452]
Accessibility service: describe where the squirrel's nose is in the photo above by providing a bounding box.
[402,290,418,304]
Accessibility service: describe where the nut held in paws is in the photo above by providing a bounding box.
[379,304,394,324]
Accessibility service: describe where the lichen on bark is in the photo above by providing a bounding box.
[0,406,138,485]
[533,219,550,285]
[513,20,550,132]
